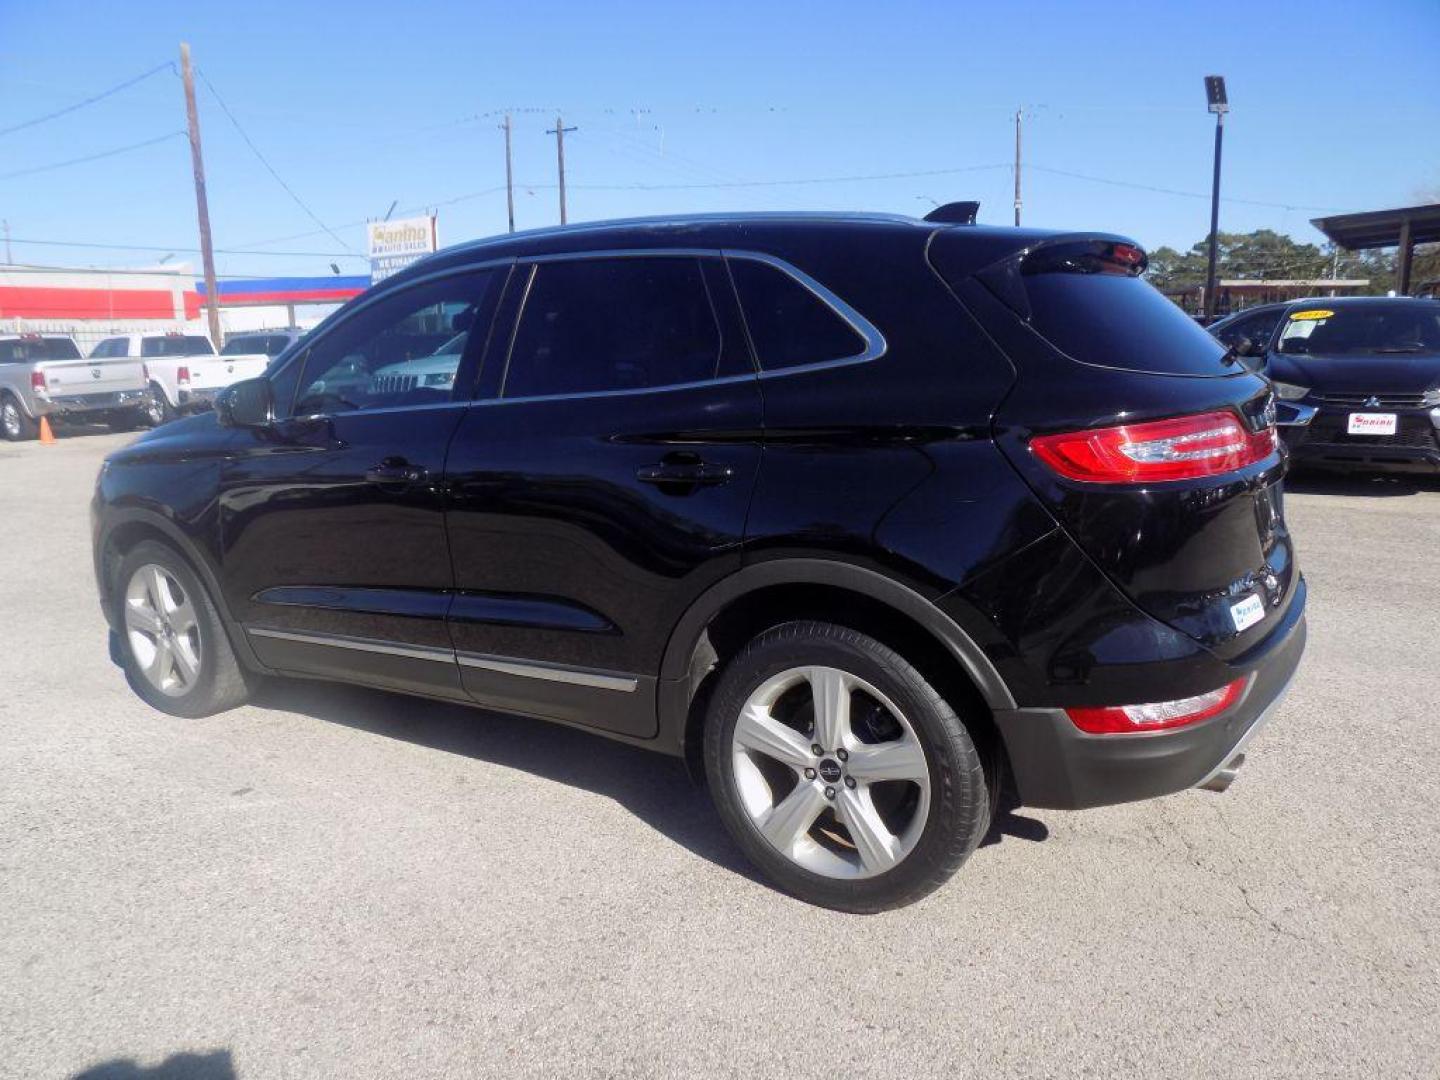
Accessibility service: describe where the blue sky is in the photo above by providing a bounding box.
[1,0,1437,281]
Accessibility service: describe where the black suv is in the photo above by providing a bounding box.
[92,212,1307,912]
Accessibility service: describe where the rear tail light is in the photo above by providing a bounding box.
[1066,677,1248,735]
[30,370,47,392]
[176,365,191,387]
[1031,409,1276,483]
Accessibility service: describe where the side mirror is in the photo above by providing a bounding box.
[215,376,274,428]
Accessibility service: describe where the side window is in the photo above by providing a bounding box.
[1215,309,1281,350]
[504,257,722,398]
[90,340,110,358]
[292,269,501,416]
[221,336,257,356]
[728,258,868,371]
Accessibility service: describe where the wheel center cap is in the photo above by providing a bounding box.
[818,759,843,784]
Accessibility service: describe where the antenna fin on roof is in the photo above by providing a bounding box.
[923,201,980,225]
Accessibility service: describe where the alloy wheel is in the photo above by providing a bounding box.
[2,400,20,439]
[124,564,203,697]
[730,665,931,879]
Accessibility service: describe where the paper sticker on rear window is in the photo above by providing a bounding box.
[1289,309,1333,321]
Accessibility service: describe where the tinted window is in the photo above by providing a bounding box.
[505,258,722,398]
[141,335,215,357]
[1024,273,1231,376]
[1277,304,1440,355]
[0,337,81,362]
[293,269,501,416]
[729,258,866,371]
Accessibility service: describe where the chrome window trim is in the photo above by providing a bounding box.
[456,651,638,693]
[245,626,639,692]
[720,249,888,370]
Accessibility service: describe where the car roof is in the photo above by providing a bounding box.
[1277,295,1440,311]
[385,211,1088,287]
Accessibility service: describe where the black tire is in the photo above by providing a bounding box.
[703,620,992,913]
[146,385,174,426]
[114,540,251,718]
[1,394,39,441]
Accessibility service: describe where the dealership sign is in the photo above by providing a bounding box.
[367,216,438,283]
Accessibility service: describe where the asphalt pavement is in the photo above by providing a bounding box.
[2,429,1437,1079]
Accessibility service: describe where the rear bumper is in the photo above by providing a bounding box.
[177,386,218,412]
[994,592,1307,810]
[37,389,150,417]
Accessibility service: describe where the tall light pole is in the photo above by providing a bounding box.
[1202,75,1228,322]
[1013,107,1023,227]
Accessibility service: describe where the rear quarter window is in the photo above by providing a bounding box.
[1024,272,1232,376]
[728,258,869,371]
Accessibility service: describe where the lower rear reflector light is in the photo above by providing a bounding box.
[1031,409,1276,483]
[1065,677,1248,735]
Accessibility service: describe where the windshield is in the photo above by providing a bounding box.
[0,337,82,363]
[142,335,215,357]
[1277,304,1440,355]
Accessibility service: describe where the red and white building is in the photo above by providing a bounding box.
[0,264,369,353]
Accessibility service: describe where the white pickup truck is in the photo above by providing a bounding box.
[1,333,152,439]
[90,332,270,422]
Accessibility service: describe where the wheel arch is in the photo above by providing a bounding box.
[657,559,1015,772]
[97,508,266,673]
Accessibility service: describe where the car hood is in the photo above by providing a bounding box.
[1268,350,1440,394]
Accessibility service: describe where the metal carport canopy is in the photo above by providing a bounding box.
[1310,203,1440,294]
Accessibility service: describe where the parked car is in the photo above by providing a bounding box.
[92,212,1307,911]
[221,328,306,359]
[90,332,270,422]
[0,332,151,439]
[1250,297,1440,473]
[1207,301,1293,353]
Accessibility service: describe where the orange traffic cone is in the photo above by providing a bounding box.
[38,415,56,445]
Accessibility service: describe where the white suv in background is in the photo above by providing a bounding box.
[91,332,271,422]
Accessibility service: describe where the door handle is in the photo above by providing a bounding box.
[365,459,429,487]
[636,460,734,487]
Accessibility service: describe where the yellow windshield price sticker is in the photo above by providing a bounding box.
[1289,309,1333,321]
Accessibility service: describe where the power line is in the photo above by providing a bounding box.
[0,61,175,137]
[0,130,187,181]
[5,236,368,259]
[194,67,356,254]
[1027,164,1344,213]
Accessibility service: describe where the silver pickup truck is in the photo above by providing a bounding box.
[0,333,153,441]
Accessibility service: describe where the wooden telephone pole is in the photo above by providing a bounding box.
[546,114,577,225]
[501,113,515,233]
[179,43,222,347]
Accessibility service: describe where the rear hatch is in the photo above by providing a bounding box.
[35,339,146,396]
[931,231,1296,660]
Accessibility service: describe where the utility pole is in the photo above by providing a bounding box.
[546,114,577,225]
[180,43,222,348]
[2,219,11,264]
[1202,76,1229,322]
[501,113,515,233]
[1013,108,1023,227]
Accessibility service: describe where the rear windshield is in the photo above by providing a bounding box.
[142,335,216,357]
[1024,272,1232,376]
[1276,304,1440,355]
[0,337,82,362]
[222,334,291,356]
